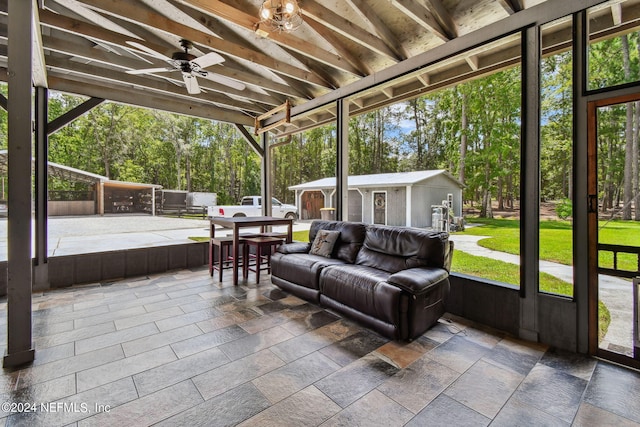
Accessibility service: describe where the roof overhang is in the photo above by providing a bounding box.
[3,0,635,139]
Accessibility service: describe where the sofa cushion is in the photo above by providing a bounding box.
[355,225,450,273]
[319,265,405,325]
[309,230,341,258]
[271,252,347,291]
[309,220,366,264]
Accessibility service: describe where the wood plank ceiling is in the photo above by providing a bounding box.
[0,0,639,137]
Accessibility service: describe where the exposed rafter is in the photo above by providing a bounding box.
[69,0,333,88]
[302,0,402,61]
[345,0,408,60]
[498,0,525,15]
[31,0,47,87]
[177,0,365,77]
[390,0,452,42]
[304,16,372,76]
[424,0,457,40]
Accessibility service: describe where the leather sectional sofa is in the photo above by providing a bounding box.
[270,220,453,341]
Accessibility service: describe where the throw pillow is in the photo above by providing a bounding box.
[309,230,341,258]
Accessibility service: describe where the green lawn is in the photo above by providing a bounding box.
[460,217,640,271]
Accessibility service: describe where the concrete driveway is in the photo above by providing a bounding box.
[0,215,310,259]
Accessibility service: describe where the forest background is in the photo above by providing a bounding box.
[0,33,637,220]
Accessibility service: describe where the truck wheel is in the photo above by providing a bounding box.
[233,213,246,217]
[285,212,297,220]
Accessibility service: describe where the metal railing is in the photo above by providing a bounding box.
[597,243,640,279]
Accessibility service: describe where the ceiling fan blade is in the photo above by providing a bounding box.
[126,67,172,75]
[182,72,201,95]
[126,41,172,61]
[190,52,225,70]
[199,71,246,91]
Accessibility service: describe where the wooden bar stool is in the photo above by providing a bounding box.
[209,236,245,282]
[258,231,288,239]
[242,236,284,284]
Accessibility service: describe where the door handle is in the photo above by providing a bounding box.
[588,194,598,213]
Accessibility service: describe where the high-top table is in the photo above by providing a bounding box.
[209,216,293,286]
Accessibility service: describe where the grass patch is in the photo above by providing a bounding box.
[599,300,611,343]
[459,217,640,270]
[189,236,208,242]
[292,229,310,242]
[451,250,572,295]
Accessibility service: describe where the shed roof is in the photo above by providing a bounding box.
[0,150,163,189]
[289,170,463,190]
[0,149,107,184]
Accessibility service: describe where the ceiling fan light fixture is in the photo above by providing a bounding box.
[258,0,303,33]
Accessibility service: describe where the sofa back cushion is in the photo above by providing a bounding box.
[309,220,366,263]
[355,225,450,273]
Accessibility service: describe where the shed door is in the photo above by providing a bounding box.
[373,191,386,225]
[348,190,362,222]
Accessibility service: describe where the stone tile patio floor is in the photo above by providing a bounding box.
[0,266,639,426]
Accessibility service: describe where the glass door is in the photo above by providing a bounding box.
[588,94,640,368]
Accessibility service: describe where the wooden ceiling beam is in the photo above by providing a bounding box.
[302,0,401,61]
[39,33,280,107]
[497,0,524,15]
[176,0,366,77]
[37,8,306,100]
[345,0,408,60]
[42,0,332,89]
[304,17,372,76]
[390,0,451,42]
[44,58,267,114]
[42,74,255,126]
[31,0,47,87]
[424,0,457,39]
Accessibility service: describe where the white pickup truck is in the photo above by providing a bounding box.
[207,196,298,219]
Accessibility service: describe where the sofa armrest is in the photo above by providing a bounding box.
[387,267,449,295]
[277,242,311,254]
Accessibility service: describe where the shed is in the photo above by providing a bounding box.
[0,150,162,215]
[289,170,464,228]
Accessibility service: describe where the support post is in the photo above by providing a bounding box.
[261,132,272,217]
[574,11,590,353]
[4,0,35,367]
[519,25,540,342]
[336,99,349,221]
[97,181,104,215]
[34,86,48,291]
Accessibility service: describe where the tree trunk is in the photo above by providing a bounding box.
[481,188,493,218]
[497,175,504,210]
[175,150,182,191]
[459,91,467,186]
[185,154,191,193]
[481,158,492,218]
[411,100,424,167]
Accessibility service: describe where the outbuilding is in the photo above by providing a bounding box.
[289,170,464,228]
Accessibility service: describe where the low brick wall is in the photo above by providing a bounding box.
[0,241,209,296]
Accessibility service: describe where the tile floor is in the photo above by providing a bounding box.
[0,266,639,426]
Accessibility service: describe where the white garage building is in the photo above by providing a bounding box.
[289,170,464,228]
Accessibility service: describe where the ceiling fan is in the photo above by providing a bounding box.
[126,39,245,94]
